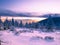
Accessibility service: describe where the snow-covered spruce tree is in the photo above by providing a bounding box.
[3,19,10,30]
[11,18,15,26]
[0,18,4,30]
[10,18,16,32]
[14,20,19,27]
[19,20,23,28]
[24,22,29,28]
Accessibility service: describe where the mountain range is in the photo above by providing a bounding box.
[0,9,60,17]
[0,9,33,17]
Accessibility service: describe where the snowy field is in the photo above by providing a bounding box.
[0,28,60,45]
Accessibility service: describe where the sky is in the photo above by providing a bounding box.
[0,0,60,14]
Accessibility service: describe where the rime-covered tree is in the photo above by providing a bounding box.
[24,22,29,28]
[30,22,36,28]
[0,18,3,30]
[11,18,15,26]
[14,21,19,27]
[3,19,9,30]
[19,20,23,27]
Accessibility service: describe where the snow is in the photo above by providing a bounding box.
[0,28,60,45]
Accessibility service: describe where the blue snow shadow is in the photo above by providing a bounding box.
[44,36,54,42]
[30,36,43,42]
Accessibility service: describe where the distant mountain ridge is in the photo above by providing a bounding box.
[0,9,60,17]
[39,14,60,17]
[0,9,33,17]
[0,9,17,16]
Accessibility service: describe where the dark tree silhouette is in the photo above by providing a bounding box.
[14,21,19,27]
[24,22,29,28]
[11,18,15,26]
[19,20,23,27]
[0,17,3,30]
[3,19,9,30]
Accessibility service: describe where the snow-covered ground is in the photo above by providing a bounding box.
[0,28,60,45]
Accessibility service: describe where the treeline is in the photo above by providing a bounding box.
[0,18,37,30]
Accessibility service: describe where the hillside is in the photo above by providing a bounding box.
[35,17,60,32]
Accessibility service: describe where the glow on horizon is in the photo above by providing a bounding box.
[1,16,47,22]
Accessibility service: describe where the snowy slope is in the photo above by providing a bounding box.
[0,28,60,45]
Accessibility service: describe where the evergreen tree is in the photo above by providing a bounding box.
[0,18,3,30]
[14,21,19,27]
[0,18,2,23]
[31,22,36,28]
[19,20,23,27]
[11,18,15,26]
[24,22,29,28]
[3,19,9,30]
[27,23,31,28]
[8,21,12,29]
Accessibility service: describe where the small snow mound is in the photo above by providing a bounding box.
[30,36,43,41]
[44,36,54,42]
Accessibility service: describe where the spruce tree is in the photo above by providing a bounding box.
[24,22,29,28]
[14,21,19,27]
[3,19,9,30]
[11,18,15,26]
[0,17,3,30]
[19,20,23,27]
